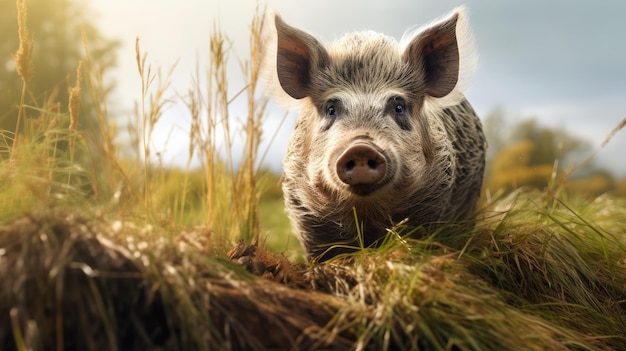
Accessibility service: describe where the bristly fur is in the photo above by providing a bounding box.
[261,7,486,261]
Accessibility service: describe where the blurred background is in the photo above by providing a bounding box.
[1,0,625,198]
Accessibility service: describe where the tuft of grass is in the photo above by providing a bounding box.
[306,188,626,350]
[465,190,626,345]
[173,5,271,253]
[135,37,176,217]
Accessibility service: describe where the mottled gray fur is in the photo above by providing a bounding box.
[262,7,486,261]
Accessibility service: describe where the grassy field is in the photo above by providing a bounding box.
[259,196,304,260]
[1,2,626,350]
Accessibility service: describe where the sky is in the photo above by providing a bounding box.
[90,0,626,176]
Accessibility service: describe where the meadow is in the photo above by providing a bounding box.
[1,2,626,350]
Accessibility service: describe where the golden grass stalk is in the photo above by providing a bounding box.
[198,9,268,250]
[14,0,32,83]
[78,35,116,209]
[135,38,152,214]
[68,61,82,134]
[11,0,34,165]
[235,4,268,244]
[600,116,626,148]
[204,27,231,235]
[68,61,82,158]
[134,38,176,219]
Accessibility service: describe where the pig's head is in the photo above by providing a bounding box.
[262,7,481,260]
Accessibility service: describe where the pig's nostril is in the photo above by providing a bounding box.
[336,143,387,188]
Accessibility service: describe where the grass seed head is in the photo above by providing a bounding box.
[14,0,33,83]
[68,61,83,133]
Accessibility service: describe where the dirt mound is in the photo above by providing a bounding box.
[0,212,169,349]
[0,211,352,350]
[1,199,626,350]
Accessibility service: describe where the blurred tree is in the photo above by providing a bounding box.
[0,0,118,136]
[481,106,507,160]
[614,178,626,197]
[481,108,617,196]
[565,170,616,197]
[511,119,589,168]
[485,140,555,192]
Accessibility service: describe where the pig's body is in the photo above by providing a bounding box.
[263,7,486,261]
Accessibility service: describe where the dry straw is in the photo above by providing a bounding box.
[68,61,82,161]
[14,0,33,83]
[68,61,83,134]
[11,0,34,162]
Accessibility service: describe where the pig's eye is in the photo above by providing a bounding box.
[320,100,340,131]
[325,100,340,118]
[394,98,406,114]
[327,105,337,117]
[389,97,411,130]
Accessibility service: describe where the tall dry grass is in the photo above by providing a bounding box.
[1,0,89,216]
[11,0,33,160]
[1,0,271,256]
[176,6,269,251]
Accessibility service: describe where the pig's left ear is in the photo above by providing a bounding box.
[401,6,476,106]
[260,11,328,110]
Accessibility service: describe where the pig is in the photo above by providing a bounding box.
[261,7,486,261]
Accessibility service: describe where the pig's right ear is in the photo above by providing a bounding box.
[261,12,328,105]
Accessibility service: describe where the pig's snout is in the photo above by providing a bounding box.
[336,143,387,189]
